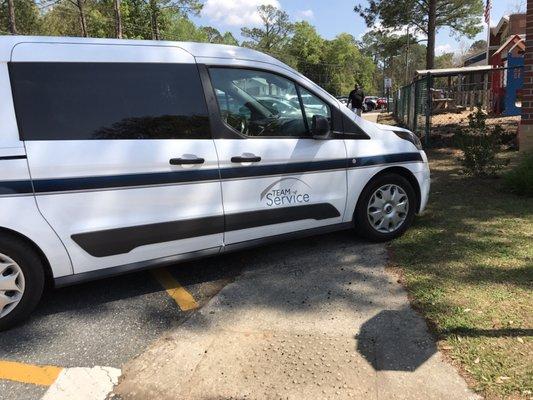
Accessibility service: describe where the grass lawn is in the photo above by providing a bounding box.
[389,149,532,399]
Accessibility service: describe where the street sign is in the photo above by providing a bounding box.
[384,78,392,89]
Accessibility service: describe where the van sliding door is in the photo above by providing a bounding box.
[10,43,223,274]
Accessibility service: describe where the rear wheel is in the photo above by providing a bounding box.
[0,235,45,331]
[355,174,416,242]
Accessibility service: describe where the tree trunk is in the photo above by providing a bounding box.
[114,0,123,39]
[77,0,88,37]
[426,0,437,70]
[149,0,160,40]
[7,0,17,34]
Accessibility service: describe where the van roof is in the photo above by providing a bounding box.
[0,35,340,109]
[0,35,286,67]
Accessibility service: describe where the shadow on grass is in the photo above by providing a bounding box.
[393,150,532,289]
[0,150,529,379]
[441,327,533,338]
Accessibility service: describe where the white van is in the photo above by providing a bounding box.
[0,36,430,329]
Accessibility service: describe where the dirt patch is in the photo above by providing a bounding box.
[430,111,519,148]
[385,110,520,148]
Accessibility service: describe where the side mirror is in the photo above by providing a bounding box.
[311,115,331,139]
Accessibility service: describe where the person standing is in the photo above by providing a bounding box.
[347,84,365,116]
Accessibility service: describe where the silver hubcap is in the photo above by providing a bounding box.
[367,184,409,233]
[0,253,25,319]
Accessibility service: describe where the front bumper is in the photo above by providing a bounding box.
[417,151,430,213]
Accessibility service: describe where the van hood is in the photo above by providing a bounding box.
[373,122,412,133]
[350,113,413,138]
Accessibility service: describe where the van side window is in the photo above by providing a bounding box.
[298,87,332,129]
[9,63,210,140]
[209,68,308,138]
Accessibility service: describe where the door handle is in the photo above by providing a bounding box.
[231,155,261,163]
[169,157,205,165]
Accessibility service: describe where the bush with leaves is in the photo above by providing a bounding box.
[503,152,533,197]
[454,107,508,177]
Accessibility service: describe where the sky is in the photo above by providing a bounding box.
[191,0,524,55]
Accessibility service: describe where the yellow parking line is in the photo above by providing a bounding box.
[0,360,63,386]
[152,268,199,311]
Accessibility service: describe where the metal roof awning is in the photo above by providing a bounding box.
[415,65,492,77]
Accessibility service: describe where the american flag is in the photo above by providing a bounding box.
[484,0,492,24]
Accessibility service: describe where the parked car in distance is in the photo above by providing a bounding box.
[336,96,349,107]
[0,36,430,330]
[256,97,302,117]
[364,96,379,112]
[377,97,388,109]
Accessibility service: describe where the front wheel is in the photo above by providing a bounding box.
[355,174,417,242]
[0,235,45,331]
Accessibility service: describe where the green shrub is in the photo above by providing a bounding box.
[455,107,508,177]
[503,153,533,197]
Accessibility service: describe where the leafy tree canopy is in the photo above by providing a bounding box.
[241,4,293,57]
[200,26,239,45]
[355,0,482,37]
[0,0,41,35]
[468,39,487,54]
[355,0,483,69]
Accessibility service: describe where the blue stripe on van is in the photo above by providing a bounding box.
[0,153,423,195]
[32,168,221,193]
[357,152,423,167]
[219,158,349,180]
[0,155,27,161]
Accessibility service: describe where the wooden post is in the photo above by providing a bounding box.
[425,72,432,147]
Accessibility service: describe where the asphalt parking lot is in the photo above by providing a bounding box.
[0,248,245,400]
[112,230,477,400]
[0,227,476,400]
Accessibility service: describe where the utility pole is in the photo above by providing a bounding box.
[405,26,410,84]
[7,0,17,35]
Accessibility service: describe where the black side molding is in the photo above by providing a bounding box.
[72,215,225,258]
[226,204,340,232]
[71,203,341,258]
[56,222,354,288]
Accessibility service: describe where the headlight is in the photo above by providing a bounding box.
[394,130,423,150]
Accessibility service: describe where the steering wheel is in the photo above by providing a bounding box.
[239,117,249,135]
[226,113,249,135]
[257,118,280,136]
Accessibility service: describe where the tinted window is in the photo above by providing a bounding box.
[209,68,308,138]
[9,63,210,140]
[298,87,332,128]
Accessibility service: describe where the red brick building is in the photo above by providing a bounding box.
[520,0,533,150]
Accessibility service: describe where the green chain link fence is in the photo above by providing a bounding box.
[393,73,431,146]
[392,66,524,148]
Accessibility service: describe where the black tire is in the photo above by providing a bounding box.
[355,173,417,242]
[0,234,45,331]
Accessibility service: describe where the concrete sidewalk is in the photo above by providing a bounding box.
[114,233,479,400]
[362,111,380,123]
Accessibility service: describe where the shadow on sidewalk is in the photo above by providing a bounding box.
[357,308,437,372]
